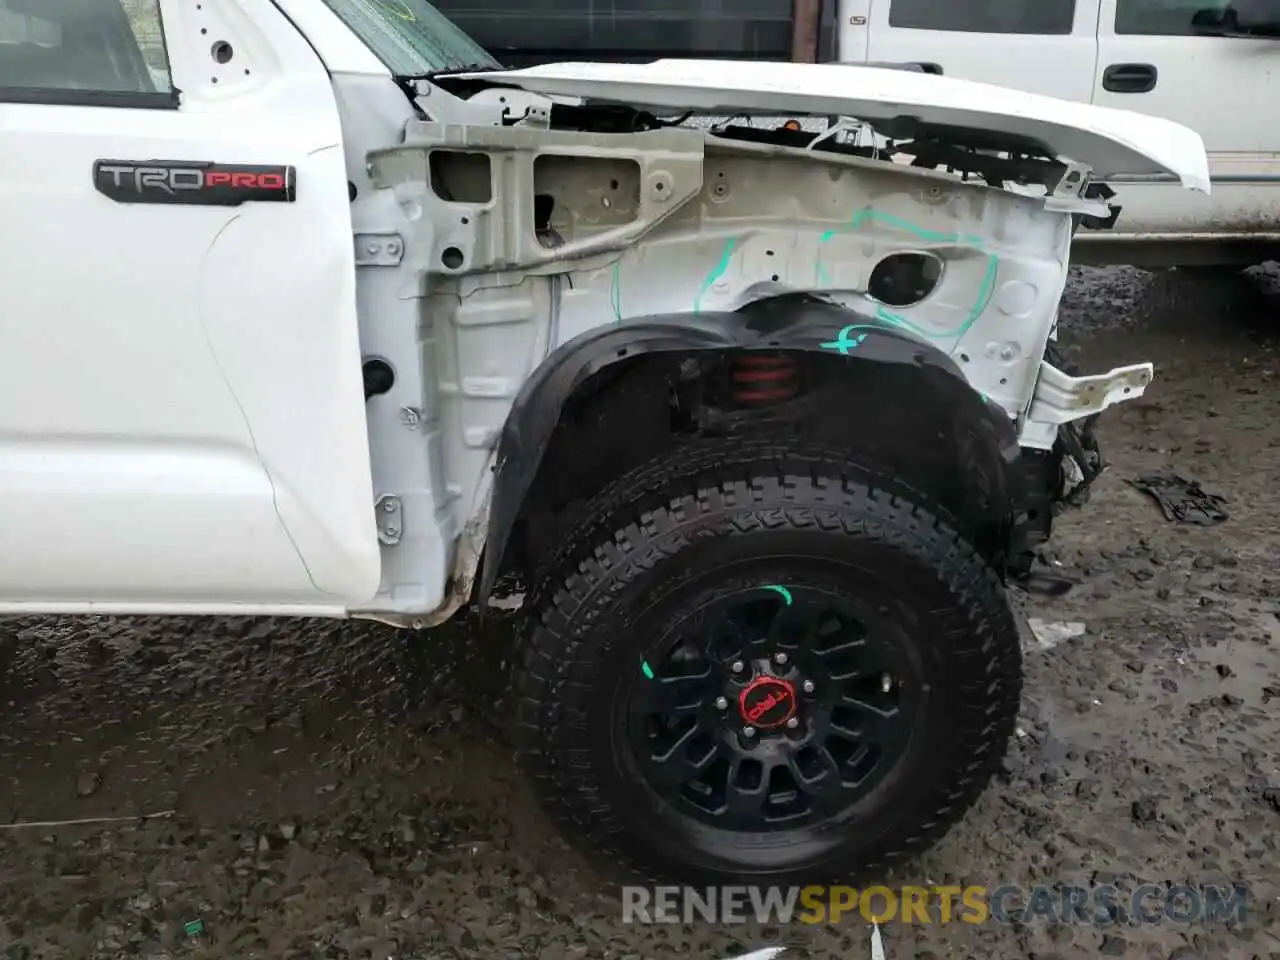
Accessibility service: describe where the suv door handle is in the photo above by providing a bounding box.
[1102,63,1158,93]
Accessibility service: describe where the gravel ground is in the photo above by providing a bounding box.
[2,266,1279,960]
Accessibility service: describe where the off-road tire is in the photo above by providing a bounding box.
[513,439,1022,884]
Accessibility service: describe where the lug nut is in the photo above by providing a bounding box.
[785,716,800,730]
[742,726,756,738]
[802,679,815,694]
[731,661,745,674]
[774,652,788,666]
[715,696,729,710]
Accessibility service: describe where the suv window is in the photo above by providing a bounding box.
[1116,0,1231,35]
[889,0,1076,35]
[0,0,172,105]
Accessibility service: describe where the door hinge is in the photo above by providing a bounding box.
[375,494,402,545]
[355,233,405,267]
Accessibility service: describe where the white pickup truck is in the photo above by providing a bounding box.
[0,0,1207,886]
[832,0,1280,266]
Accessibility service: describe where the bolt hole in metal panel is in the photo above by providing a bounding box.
[867,251,944,307]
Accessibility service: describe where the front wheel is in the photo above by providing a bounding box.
[513,441,1022,884]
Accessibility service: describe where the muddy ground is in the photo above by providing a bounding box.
[1,266,1278,960]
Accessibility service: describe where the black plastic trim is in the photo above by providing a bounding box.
[0,87,179,110]
[476,295,1022,605]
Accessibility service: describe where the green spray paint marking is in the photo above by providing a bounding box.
[764,584,793,605]
[815,260,834,287]
[693,238,738,314]
[610,261,623,321]
[640,660,655,680]
[818,209,984,248]
[820,328,869,354]
[814,208,999,352]
[876,252,999,342]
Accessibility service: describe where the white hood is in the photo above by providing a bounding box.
[455,59,1210,194]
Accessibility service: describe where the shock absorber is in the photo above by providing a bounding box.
[728,353,800,407]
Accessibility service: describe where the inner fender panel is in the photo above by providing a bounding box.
[478,294,1021,604]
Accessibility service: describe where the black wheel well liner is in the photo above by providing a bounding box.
[475,294,1025,606]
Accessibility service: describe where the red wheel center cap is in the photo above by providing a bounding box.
[738,676,798,729]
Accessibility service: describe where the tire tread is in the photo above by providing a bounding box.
[512,438,1022,883]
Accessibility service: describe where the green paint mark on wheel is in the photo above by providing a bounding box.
[641,660,655,680]
[764,584,793,606]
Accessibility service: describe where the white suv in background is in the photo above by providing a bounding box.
[836,0,1280,267]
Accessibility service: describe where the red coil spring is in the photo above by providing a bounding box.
[729,353,800,406]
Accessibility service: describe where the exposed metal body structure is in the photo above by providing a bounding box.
[351,59,1199,624]
[0,2,1209,624]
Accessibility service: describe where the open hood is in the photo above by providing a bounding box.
[453,59,1210,193]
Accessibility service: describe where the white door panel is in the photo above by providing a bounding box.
[0,0,380,612]
[855,0,1102,102]
[836,0,871,61]
[1092,0,1280,233]
[1094,0,1280,153]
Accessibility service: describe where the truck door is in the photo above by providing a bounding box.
[849,0,1102,102]
[0,0,380,613]
[1091,0,1280,234]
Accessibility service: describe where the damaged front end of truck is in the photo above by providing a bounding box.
[356,59,1209,620]
[345,50,1214,885]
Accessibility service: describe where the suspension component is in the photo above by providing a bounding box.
[728,353,800,406]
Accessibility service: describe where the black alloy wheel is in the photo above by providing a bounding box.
[514,439,1022,884]
[627,582,919,835]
